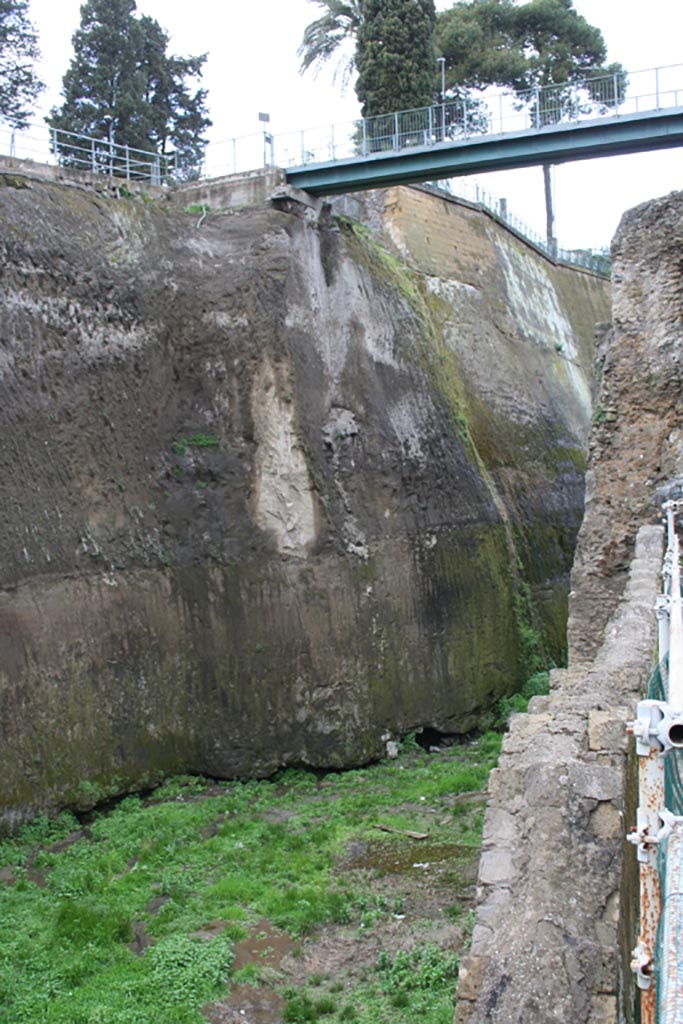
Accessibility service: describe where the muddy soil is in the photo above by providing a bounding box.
[203,831,478,1024]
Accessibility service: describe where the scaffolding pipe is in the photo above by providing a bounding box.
[669,532,683,712]
[659,821,683,1023]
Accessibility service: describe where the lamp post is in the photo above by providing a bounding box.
[103,114,114,176]
[437,57,446,140]
[258,112,272,167]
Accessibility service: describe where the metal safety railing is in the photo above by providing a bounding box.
[628,499,683,1022]
[274,63,683,170]
[0,121,180,185]
[422,178,611,275]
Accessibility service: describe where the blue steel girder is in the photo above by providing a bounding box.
[285,109,683,195]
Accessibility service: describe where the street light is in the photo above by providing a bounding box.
[103,113,114,176]
[437,58,446,140]
[258,112,273,167]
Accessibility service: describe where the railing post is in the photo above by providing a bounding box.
[361,117,367,157]
[657,595,672,663]
[656,67,660,112]
[91,137,96,173]
[534,87,540,129]
[393,111,399,151]
[125,144,130,180]
[463,96,468,138]
[614,73,620,114]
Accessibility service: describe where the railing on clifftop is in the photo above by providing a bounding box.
[628,499,683,1021]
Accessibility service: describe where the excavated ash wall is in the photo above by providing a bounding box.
[0,174,608,828]
[455,191,683,1024]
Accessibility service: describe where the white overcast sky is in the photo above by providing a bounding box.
[25,0,683,249]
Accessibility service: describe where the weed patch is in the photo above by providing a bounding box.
[0,738,500,1023]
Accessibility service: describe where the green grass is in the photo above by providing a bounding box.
[0,737,501,1024]
[172,434,220,457]
[481,670,550,731]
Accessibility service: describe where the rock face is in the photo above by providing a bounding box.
[569,190,683,663]
[0,174,608,827]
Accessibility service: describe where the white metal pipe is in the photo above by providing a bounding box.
[657,595,672,663]
[669,533,683,711]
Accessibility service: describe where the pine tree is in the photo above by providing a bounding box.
[0,0,44,128]
[355,0,437,117]
[47,0,210,174]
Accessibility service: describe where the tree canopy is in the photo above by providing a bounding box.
[47,0,210,172]
[355,0,436,117]
[300,0,623,120]
[436,0,624,110]
[0,0,43,128]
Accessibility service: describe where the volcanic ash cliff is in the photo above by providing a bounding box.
[0,176,609,827]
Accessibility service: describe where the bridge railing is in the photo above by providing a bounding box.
[2,63,681,186]
[276,63,683,170]
[628,499,683,1022]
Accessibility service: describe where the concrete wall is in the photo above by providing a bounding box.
[171,167,286,210]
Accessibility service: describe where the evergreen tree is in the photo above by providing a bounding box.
[48,0,210,174]
[436,0,625,248]
[0,0,43,128]
[355,0,437,117]
[436,0,624,111]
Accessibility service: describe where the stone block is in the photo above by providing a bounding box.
[478,847,516,885]
[454,1003,475,1024]
[588,708,630,752]
[570,763,622,801]
[456,955,488,1001]
[589,802,622,839]
[590,994,618,1023]
[482,807,517,844]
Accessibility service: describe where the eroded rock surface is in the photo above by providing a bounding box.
[0,176,608,826]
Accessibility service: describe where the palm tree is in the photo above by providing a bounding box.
[297,0,363,90]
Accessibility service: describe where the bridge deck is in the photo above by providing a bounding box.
[286,108,683,195]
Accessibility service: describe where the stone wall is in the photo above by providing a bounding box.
[454,524,661,1024]
[455,190,683,1023]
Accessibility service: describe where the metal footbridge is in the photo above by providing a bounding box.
[11,63,682,195]
[277,64,683,195]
